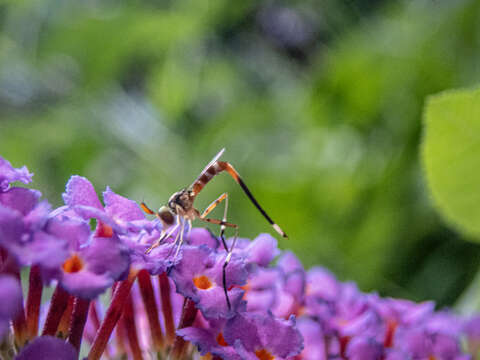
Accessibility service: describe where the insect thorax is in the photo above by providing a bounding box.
[167,189,194,214]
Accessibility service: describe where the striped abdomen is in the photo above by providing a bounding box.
[191,161,227,195]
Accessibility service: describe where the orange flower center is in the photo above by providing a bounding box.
[62,254,84,273]
[255,349,274,360]
[216,332,228,347]
[193,275,213,290]
[95,222,113,237]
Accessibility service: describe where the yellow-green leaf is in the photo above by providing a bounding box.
[423,87,480,239]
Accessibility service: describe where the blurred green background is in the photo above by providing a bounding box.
[1,0,480,307]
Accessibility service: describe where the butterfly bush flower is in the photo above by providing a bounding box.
[48,217,130,298]
[170,244,248,319]
[60,175,154,235]
[0,157,32,191]
[226,311,303,360]
[3,154,480,360]
[0,167,59,273]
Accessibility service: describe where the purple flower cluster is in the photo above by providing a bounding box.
[0,155,480,360]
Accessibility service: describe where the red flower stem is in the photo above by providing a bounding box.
[339,335,350,360]
[11,269,27,349]
[25,265,43,340]
[89,301,101,335]
[67,297,91,352]
[56,295,74,339]
[86,302,113,360]
[88,269,138,360]
[169,298,197,360]
[138,269,164,351]
[111,281,127,359]
[0,246,7,269]
[122,294,143,360]
[158,272,175,345]
[115,318,128,358]
[42,285,70,336]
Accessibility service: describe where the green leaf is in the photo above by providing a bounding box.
[423,87,480,239]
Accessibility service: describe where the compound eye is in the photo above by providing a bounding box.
[158,206,175,226]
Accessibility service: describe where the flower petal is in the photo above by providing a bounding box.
[62,175,103,210]
[15,336,77,360]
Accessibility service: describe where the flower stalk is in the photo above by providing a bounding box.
[88,269,138,360]
[158,272,175,346]
[122,294,143,360]
[67,297,91,351]
[25,265,43,340]
[11,270,27,349]
[42,285,70,336]
[138,269,164,352]
[169,298,197,360]
[56,295,74,339]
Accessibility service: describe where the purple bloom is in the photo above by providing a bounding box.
[46,216,130,298]
[243,267,280,312]
[225,312,303,359]
[170,245,247,319]
[0,275,22,338]
[61,176,153,235]
[305,266,341,302]
[231,233,280,268]
[370,296,435,328]
[394,327,465,359]
[186,228,219,249]
[277,251,304,274]
[296,317,327,360]
[177,312,302,360]
[0,158,55,270]
[0,156,32,192]
[0,192,64,272]
[125,226,181,274]
[177,317,242,360]
[15,336,77,360]
[272,268,306,319]
[345,337,383,360]
[0,187,42,217]
[464,315,480,355]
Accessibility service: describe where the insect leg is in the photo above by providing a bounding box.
[165,214,182,258]
[200,193,230,251]
[199,216,239,311]
[201,193,228,218]
[140,201,155,215]
[145,214,181,254]
[173,219,186,261]
[222,226,239,311]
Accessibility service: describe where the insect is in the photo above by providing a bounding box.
[141,148,287,309]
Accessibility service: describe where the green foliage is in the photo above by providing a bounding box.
[423,87,480,239]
